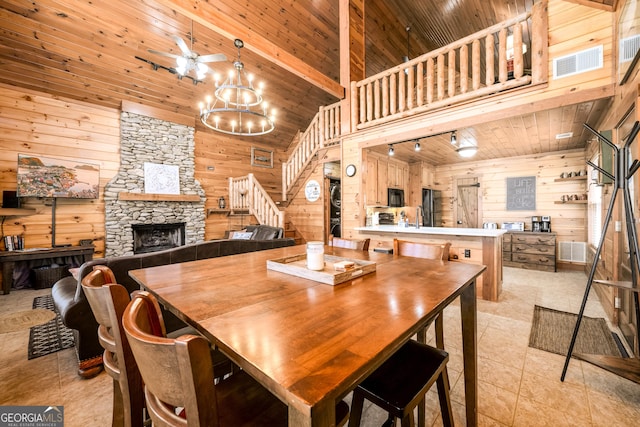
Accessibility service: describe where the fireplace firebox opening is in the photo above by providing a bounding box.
[132,222,186,254]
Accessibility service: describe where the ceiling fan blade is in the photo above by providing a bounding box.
[196,53,228,63]
[148,49,180,59]
[171,35,191,55]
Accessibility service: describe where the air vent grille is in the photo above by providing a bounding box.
[620,35,640,63]
[558,241,587,263]
[553,46,603,79]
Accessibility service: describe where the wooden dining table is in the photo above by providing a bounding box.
[129,245,486,426]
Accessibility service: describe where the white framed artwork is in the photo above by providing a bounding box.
[144,162,180,195]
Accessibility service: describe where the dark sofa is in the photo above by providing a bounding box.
[52,237,295,378]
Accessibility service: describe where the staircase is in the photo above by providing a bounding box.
[228,174,284,228]
[225,102,343,235]
[282,101,342,202]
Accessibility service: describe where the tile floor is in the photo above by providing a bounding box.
[1,267,639,426]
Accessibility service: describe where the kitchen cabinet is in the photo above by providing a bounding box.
[503,231,556,272]
[365,153,388,205]
[387,160,408,190]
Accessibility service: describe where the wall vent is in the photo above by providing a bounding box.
[553,45,603,79]
[558,241,587,263]
[620,34,640,63]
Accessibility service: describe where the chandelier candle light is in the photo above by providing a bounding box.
[199,39,276,136]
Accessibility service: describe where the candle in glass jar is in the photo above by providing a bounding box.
[306,241,325,270]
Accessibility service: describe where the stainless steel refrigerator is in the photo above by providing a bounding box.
[421,189,442,227]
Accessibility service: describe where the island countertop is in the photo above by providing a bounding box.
[355,225,508,237]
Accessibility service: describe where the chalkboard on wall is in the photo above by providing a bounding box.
[506,176,536,210]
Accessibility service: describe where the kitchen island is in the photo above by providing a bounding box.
[355,225,507,301]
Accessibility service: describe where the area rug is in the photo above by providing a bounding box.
[0,309,55,334]
[28,295,75,360]
[529,305,622,357]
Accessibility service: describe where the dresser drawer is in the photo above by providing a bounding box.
[510,234,555,246]
[512,243,555,255]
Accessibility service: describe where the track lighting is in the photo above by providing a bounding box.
[450,131,457,145]
[414,141,421,151]
[388,144,395,156]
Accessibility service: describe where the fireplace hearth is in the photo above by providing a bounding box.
[132,223,185,254]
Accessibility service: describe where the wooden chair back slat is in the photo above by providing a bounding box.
[123,292,218,427]
[330,235,371,251]
[81,266,145,427]
[393,239,451,261]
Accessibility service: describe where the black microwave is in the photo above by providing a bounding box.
[388,188,404,207]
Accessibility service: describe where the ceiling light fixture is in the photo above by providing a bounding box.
[402,25,411,63]
[199,39,276,136]
[456,146,478,158]
[388,144,395,156]
[449,130,478,158]
[414,140,421,151]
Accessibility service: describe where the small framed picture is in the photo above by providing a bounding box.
[251,147,273,168]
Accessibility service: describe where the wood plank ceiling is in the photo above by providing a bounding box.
[0,0,616,165]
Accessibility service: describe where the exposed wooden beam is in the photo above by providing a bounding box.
[562,0,617,12]
[157,0,345,99]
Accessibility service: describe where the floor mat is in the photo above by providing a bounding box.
[528,305,622,357]
[28,295,75,359]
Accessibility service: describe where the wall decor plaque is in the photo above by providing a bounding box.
[506,176,536,211]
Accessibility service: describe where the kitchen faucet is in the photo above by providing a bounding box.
[415,205,423,228]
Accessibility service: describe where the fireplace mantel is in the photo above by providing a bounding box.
[118,192,201,202]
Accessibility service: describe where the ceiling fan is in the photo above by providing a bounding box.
[148,24,227,81]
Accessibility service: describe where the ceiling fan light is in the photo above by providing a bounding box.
[457,146,477,158]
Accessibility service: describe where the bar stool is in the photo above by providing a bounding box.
[348,340,453,427]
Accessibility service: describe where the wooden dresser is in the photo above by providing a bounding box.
[503,231,556,272]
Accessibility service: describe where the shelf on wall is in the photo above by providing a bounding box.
[554,176,588,182]
[554,200,587,204]
[118,192,201,202]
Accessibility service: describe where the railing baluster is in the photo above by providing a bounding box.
[472,39,481,90]
[460,44,468,94]
[448,50,456,98]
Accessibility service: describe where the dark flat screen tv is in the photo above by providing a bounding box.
[17,154,100,199]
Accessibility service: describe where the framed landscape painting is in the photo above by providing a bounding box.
[17,154,100,199]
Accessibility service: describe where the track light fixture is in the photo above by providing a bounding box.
[414,140,421,151]
[388,144,395,156]
[450,131,457,145]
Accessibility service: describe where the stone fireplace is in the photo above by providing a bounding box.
[103,112,205,257]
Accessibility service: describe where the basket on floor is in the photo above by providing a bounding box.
[32,265,71,289]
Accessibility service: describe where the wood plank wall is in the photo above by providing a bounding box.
[195,128,287,240]
[0,84,120,256]
[434,150,588,248]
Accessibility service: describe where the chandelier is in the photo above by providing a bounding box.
[199,39,276,136]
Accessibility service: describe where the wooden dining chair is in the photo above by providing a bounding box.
[348,239,455,427]
[81,266,144,427]
[123,291,350,427]
[393,239,451,261]
[329,235,370,251]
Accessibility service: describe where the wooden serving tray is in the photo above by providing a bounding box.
[267,254,376,285]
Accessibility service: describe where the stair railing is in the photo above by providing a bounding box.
[229,174,284,229]
[282,101,342,200]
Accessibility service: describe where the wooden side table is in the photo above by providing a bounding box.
[0,246,94,294]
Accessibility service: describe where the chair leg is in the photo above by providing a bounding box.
[112,380,125,427]
[436,370,454,427]
[348,389,365,427]
[417,396,426,427]
[435,314,445,350]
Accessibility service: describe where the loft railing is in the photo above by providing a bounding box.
[282,101,342,200]
[229,174,284,229]
[350,1,547,130]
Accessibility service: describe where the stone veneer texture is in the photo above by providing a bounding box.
[103,112,205,257]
